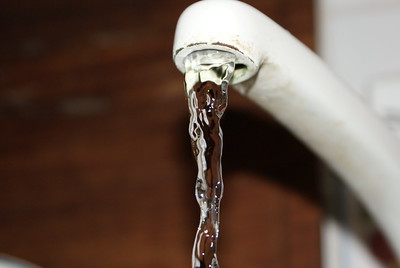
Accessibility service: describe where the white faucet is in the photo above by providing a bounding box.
[173,0,400,261]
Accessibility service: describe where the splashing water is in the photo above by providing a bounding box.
[184,50,235,268]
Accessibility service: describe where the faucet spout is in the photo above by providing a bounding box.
[173,0,400,260]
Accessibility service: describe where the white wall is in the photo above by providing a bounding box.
[316,0,400,267]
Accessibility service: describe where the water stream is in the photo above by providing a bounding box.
[184,50,235,268]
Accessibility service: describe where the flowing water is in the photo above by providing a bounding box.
[184,50,235,268]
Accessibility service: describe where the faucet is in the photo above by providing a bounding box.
[173,0,400,261]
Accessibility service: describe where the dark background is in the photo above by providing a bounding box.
[0,1,320,267]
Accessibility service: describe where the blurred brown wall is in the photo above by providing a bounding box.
[0,1,320,267]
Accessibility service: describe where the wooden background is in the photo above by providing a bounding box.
[0,0,320,267]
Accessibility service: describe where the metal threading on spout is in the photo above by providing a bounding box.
[175,43,257,86]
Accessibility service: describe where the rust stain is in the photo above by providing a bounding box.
[187,42,208,47]
[174,47,184,56]
[211,42,243,54]
[174,42,208,57]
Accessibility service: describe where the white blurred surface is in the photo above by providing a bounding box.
[317,0,400,94]
[0,254,39,268]
[317,0,400,267]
